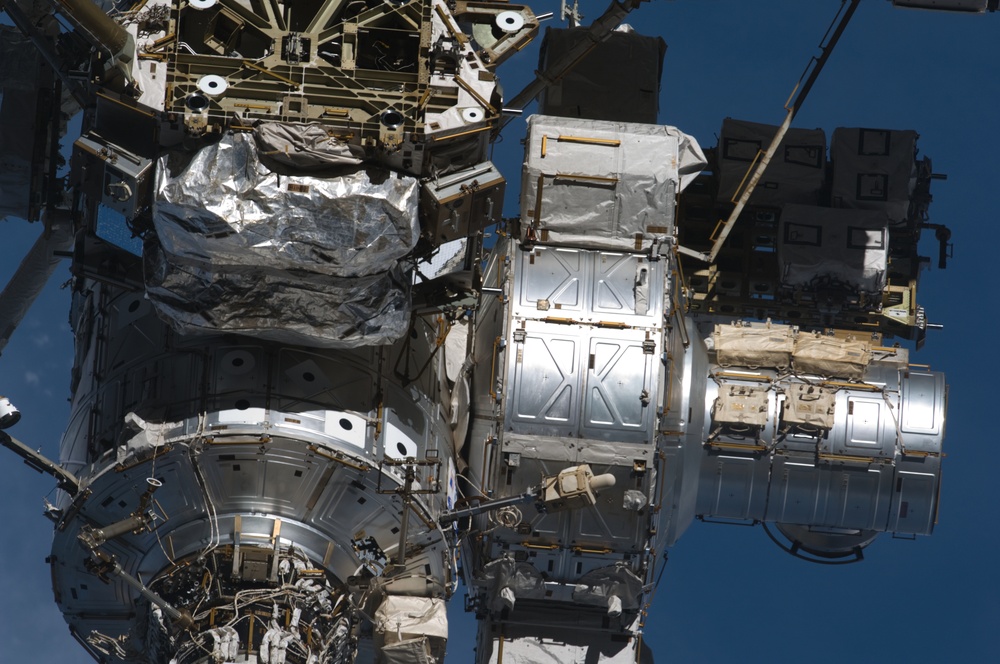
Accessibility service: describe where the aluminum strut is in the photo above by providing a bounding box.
[0,215,73,355]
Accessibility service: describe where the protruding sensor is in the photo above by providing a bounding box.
[0,396,21,429]
[541,464,616,512]
[496,11,525,32]
[589,472,616,490]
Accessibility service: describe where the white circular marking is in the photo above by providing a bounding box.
[197,75,228,96]
[461,107,484,123]
[221,350,256,376]
[323,411,367,449]
[189,0,217,9]
[387,438,418,460]
[496,11,524,33]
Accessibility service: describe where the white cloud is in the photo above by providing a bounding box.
[33,334,50,349]
[24,371,39,386]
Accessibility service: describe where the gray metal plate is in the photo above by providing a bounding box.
[766,456,893,530]
[821,465,892,531]
[695,453,770,521]
[512,247,665,325]
[823,391,895,460]
[899,370,946,453]
[889,458,941,535]
[505,322,656,442]
[766,456,823,525]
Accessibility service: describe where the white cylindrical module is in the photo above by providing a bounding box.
[694,331,946,557]
[51,282,459,663]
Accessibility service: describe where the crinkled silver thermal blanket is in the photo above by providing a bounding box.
[778,204,889,294]
[520,115,705,250]
[623,489,647,511]
[572,564,644,610]
[479,557,546,601]
[144,241,411,347]
[153,133,418,278]
[147,134,418,347]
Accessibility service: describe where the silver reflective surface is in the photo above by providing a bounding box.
[147,133,420,347]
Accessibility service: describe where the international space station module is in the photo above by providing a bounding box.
[0,0,979,662]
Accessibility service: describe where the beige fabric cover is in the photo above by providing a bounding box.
[792,334,871,380]
[782,384,836,429]
[375,596,448,663]
[713,385,769,427]
[714,324,794,369]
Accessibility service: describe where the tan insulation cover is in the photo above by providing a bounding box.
[792,334,871,380]
[714,324,794,369]
[375,596,448,639]
[374,596,448,663]
[381,638,434,664]
[782,383,836,429]
[713,385,769,427]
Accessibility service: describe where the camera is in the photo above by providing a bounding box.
[0,396,21,429]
